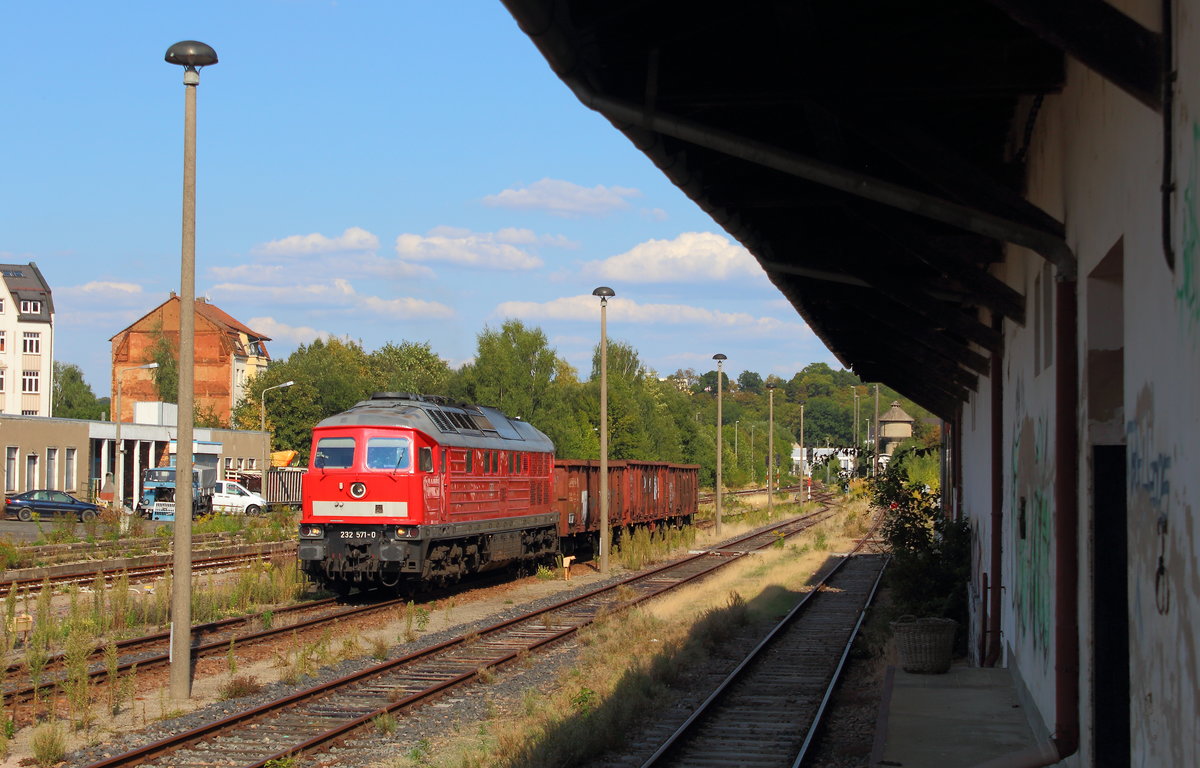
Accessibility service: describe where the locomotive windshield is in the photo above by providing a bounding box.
[314,437,355,468]
[366,437,412,471]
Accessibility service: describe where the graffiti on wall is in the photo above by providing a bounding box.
[1126,385,1173,620]
[1011,379,1053,658]
[1178,123,1200,329]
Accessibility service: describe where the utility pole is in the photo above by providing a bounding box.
[800,404,806,500]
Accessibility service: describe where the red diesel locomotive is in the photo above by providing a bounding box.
[298,392,698,593]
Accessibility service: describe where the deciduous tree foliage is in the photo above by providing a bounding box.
[220,318,934,486]
[52,362,105,420]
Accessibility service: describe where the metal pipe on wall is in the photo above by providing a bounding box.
[986,321,1004,668]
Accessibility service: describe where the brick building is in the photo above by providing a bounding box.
[109,294,271,425]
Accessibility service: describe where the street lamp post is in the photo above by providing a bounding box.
[800,404,807,501]
[734,421,739,458]
[260,381,295,500]
[165,39,217,703]
[852,386,859,473]
[713,354,727,536]
[766,383,776,517]
[593,287,614,573]
[114,362,159,510]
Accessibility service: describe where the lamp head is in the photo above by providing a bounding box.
[165,41,218,68]
[712,353,727,365]
[592,286,615,300]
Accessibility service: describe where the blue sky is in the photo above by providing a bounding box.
[1,1,836,396]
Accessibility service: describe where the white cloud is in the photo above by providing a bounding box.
[394,228,544,270]
[212,254,434,285]
[212,279,357,303]
[482,178,641,218]
[212,278,454,320]
[493,294,806,337]
[583,232,760,283]
[57,281,143,298]
[361,295,455,319]
[210,264,291,283]
[254,226,380,256]
[247,317,338,345]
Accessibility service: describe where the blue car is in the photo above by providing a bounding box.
[4,490,101,522]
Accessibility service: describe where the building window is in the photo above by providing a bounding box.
[0,298,5,313]
[65,448,76,491]
[46,448,57,490]
[224,457,233,471]
[22,333,40,354]
[21,371,38,393]
[21,410,37,416]
[0,369,5,393]
[0,331,6,351]
[5,448,16,493]
[20,300,41,314]
[24,453,37,491]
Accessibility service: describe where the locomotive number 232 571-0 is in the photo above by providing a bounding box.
[339,530,378,539]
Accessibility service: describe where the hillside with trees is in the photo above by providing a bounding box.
[207,321,939,486]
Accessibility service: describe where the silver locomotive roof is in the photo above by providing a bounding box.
[315,392,555,453]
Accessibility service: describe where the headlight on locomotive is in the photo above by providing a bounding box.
[300,524,325,538]
[390,526,419,539]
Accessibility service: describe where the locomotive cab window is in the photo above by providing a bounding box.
[419,447,433,472]
[315,437,355,468]
[366,437,412,471]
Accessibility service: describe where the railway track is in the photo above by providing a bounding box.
[2,595,411,706]
[80,498,841,768]
[639,551,886,767]
[0,543,294,596]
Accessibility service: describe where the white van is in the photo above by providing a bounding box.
[212,480,267,515]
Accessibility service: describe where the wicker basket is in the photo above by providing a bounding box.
[891,615,957,674]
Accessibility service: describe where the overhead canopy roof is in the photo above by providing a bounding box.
[502,0,1163,419]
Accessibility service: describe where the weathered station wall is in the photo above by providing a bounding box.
[960,1,1200,764]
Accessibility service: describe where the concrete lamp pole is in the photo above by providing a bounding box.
[260,381,295,498]
[114,362,159,510]
[766,382,776,517]
[801,404,807,501]
[713,353,727,537]
[592,286,614,573]
[165,39,217,703]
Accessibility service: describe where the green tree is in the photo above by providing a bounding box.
[52,362,103,420]
[454,320,559,420]
[148,326,179,404]
[369,341,452,395]
[230,338,375,462]
[736,370,763,394]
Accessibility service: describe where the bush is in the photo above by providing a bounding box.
[218,675,263,700]
[871,448,969,629]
